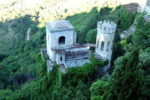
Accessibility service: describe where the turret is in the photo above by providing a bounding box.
[95,20,117,70]
[97,20,116,34]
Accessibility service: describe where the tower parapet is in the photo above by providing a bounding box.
[97,20,117,34]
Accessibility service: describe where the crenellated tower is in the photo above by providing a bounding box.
[95,20,117,70]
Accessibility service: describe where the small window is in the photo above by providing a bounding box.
[107,41,110,51]
[60,56,62,61]
[101,41,104,51]
[59,36,65,45]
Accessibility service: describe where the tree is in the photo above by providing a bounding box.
[90,80,108,100]
[75,81,89,100]
[139,48,150,100]
[86,29,97,43]
[0,89,13,100]
[0,53,7,61]
[0,63,11,88]
[133,22,150,49]
[75,90,87,100]
[141,75,150,100]
[118,7,135,31]
[104,49,142,100]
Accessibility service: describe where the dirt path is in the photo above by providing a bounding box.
[26,28,30,41]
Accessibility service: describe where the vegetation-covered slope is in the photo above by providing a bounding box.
[0,0,150,100]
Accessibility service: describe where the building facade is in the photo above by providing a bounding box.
[46,20,90,68]
[46,20,117,71]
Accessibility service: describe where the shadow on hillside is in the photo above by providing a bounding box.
[0,15,46,89]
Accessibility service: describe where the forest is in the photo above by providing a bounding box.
[0,0,150,100]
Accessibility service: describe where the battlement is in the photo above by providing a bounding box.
[97,20,117,33]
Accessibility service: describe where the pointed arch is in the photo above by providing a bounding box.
[60,56,62,61]
[101,41,104,51]
[107,41,110,51]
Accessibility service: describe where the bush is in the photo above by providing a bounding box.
[135,12,145,29]
[0,89,13,100]
[118,7,135,31]
[86,28,97,43]
[90,80,108,97]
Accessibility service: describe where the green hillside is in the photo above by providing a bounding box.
[0,0,150,100]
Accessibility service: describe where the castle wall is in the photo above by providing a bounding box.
[46,28,52,60]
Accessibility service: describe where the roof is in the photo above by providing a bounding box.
[51,44,90,56]
[46,20,74,32]
[51,44,89,52]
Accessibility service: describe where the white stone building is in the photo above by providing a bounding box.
[45,20,117,72]
[46,20,90,69]
[95,20,117,70]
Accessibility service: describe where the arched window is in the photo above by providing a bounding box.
[59,36,65,45]
[60,56,62,61]
[107,41,110,51]
[97,40,99,48]
[101,41,104,51]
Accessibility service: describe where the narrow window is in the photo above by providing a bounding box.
[60,56,62,61]
[101,41,104,51]
[107,41,110,51]
[59,36,65,45]
[97,40,99,48]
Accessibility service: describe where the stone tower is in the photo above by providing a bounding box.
[46,20,77,64]
[95,20,117,70]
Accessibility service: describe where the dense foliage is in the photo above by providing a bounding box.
[0,0,150,100]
